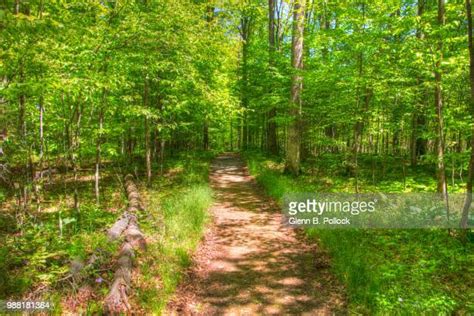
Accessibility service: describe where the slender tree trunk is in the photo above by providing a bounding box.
[411,108,427,166]
[34,95,45,212]
[267,0,278,155]
[461,0,474,228]
[352,51,366,192]
[202,6,214,151]
[237,118,242,150]
[242,119,246,154]
[159,139,165,176]
[18,62,28,211]
[143,75,152,186]
[230,118,233,151]
[435,0,447,196]
[411,0,426,167]
[39,95,44,171]
[145,117,151,186]
[71,102,82,216]
[95,101,104,205]
[240,13,252,150]
[410,110,418,166]
[62,93,69,196]
[203,122,209,150]
[0,76,6,165]
[285,0,305,176]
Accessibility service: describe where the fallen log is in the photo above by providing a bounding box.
[123,174,144,212]
[103,174,146,314]
[107,212,132,241]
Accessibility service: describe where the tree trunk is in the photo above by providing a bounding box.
[435,0,447,196]
[0,76,6,168]
[411,108,427,166]
[267,0,278,155]
[202,6,214,151]
[285,0,305,176]
[72,102,82,216]
[95,95,104,205]
[352,50,367,191]
[145,117,151,186]
[239,13,252,151]
[38,95,44,172]
[18,63,28,209]
[143,75,152,186]
[461,0,474,228]
[34,95,45,212]
[411,0,426,167]
[203,122,209,150]
[159,139,165,176]
[230,118,233,151]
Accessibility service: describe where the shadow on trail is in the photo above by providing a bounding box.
[168,154,345,315]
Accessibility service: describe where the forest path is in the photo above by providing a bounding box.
[167,154,345,315]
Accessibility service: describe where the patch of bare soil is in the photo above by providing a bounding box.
[167,154,345,315]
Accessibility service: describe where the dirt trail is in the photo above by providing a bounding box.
[167,154,345,315]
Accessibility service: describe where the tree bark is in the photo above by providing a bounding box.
[39,95,44,171]
[239,13,252,150]
[159,139,165,176]
[18,63,28,210]
[202,6,214,151]
[351,49,367,192]
[145,117,151,186]
[95,91,104,205]
[285,0,305,176]
[34,95,45,212]
[411,0,427,167]
[461,0,474,228]
[267,0,278,155]
[203,122,209,150]
[230,118,233,151]
[143,75,152,186]
[435,0,447,196]
[0,76,6,175]
[72,102,82,215]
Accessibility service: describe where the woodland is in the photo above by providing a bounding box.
[0,0,473,314]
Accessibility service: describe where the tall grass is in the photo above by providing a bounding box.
[137,153,213,313]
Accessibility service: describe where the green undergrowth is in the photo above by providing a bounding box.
[243,150,474,314]
[135,151,214,313]
[0,172,125,312]
[0,151,214,314]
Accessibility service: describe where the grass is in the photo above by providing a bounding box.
[243,150,474,314]
[134,151,214,313]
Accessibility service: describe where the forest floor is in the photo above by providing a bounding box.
[167,154,345,315]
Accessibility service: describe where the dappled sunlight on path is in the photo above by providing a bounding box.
[167,154,345,315]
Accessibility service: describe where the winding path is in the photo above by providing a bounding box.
[167,154,345,315]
